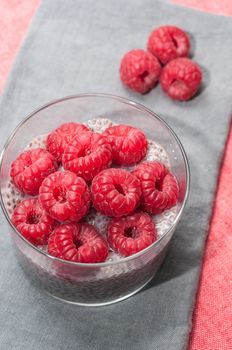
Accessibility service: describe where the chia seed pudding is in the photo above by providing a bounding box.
[3,118,179,305]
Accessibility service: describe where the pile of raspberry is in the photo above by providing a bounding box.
[10,121,179,263]
[120,25,202,101]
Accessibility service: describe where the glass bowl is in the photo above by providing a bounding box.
[0,93,190,306]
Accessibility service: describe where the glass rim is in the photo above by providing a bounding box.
[0,93,190,267]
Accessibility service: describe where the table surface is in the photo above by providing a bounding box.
[0,1,231,349]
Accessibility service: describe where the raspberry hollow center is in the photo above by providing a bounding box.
[155,178,164,191]
[73,237,83,249]
[124,226,139,239]
[78,147,92,157]
[171,36,178,48]
[27,211,40,225]
[139,70,149,82]
[53,186,66,203]
[115,184,125,195]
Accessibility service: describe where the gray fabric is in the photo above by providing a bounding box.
[0,1,232,349]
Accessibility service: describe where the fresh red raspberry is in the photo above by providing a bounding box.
[62,131,112,182]
[132,161,178,214]
[48,223,108,263]
[104,125,147,165]
[46,122,89,162]
[10,148,57,195]
[39,170,90,222]
[107,212,157,257]
[12,198,55,246]
[160,57,202,101]
[120,49,161,94]
[91,168,141,217]
[147,25,190,65]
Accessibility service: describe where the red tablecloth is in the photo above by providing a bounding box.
[0,1,231,348]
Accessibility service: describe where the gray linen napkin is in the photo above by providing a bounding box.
[0,1,232,349]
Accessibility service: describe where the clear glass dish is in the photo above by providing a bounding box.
[0,93,190,306]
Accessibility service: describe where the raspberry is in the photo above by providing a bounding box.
[132,161,178,214]
[39,170,90,222]
[91,168,141,217]
[147,25,190,65]
[12,198,55,245]
[107,212,157,257]
[120,49,161,94]
[10,148,57,195]
[160,57,202,101]
[62,131,112,182]
[46,122,89,162]
[104,125,147,165]
[48,223,108,263]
